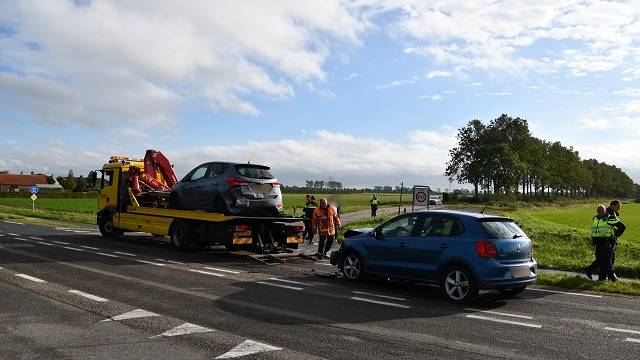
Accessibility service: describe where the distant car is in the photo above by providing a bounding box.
[429,196,442,205]
[331,210,537,303]
[170,162,283,216]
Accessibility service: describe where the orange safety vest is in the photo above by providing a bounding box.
[312,206,341,236]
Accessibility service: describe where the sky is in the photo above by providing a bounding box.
[1,0,640,190]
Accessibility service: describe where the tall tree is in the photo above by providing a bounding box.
[445,119,487,198]
[65,169,76,191]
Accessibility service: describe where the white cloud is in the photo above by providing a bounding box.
[419,94,443,101]
[475,91,512,96]
[613,88,640,97]
[426,70,451,79]
[374,77,419,90]
[342,73,359,81]
[0,0,369,127]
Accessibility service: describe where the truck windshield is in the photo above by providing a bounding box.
[235,165,274,179]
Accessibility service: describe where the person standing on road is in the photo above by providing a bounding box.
[606,200,626,281]
[370,195,379,219]
[312,198,341,257]
[302,195,317,244]
[584,204,619,281]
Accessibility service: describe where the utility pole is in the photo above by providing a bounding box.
[398,182,404,215]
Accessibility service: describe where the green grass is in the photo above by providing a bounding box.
[0,205,96,224]
[0,198,98,212]
[537,272,640,297]
[506,203,640,279]
[282,192,412,216]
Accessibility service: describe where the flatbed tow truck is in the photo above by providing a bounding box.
[92,151,305,264]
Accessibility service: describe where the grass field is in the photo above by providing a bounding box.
[0,198,98,212]
[281,192,412,215]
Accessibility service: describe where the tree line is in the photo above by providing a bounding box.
[445,114,637,199]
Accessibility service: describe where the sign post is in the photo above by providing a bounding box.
[30,185,39,211]
[411,185,431,211]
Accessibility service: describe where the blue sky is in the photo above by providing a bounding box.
[1,1,640,189]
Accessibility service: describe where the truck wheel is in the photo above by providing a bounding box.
[170,220,190,251]
[98,215,122,238]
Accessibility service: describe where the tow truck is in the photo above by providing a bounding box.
[91,150,304,261]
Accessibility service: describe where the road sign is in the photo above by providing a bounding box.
[415,191,427,203]
[31,193,37,211]
[412,185,431,211]
[30,185,39,194]
[30,194,38,201]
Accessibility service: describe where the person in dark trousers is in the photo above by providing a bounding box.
[584,204,622,281]
[370,195,379,219]
[606,199,626,281]
[312,198,341,257]
[302,195,317,244]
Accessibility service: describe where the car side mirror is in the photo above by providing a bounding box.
[374,229,383,239]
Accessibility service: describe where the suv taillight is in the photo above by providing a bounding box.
[226,178,249,187]
[233,225,250,232]
[271,182,281,187]
[475,240,497,258]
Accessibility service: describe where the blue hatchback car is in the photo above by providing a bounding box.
[330,210,537,303]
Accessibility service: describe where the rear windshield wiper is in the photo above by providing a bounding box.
[512,234,523,239]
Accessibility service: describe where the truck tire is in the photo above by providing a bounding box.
[98,214,122,238]
[170,220,190,251]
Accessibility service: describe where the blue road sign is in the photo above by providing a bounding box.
[30,185,39,194]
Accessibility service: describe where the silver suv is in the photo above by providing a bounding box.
[170,162,283,216]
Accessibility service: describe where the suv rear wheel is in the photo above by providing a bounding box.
[442,265,478,304]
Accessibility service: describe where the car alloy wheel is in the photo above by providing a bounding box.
[342,253,362,281]
[445,269,470,301]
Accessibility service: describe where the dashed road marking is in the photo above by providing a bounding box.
[268,277,312,286]
[63,246,86,252]
[114,251,137,257]
[95,252,120,258]
[29,236,44,241]
[36,242,54,246]
[156,259,184,265]
[627,338,640,343]
[8,233,19,236]
[352,291,406,301]
[80,245,101,250]
[216,340,281,359]
[136,260,166,266]
[3,221,24,225]
[0,234,5,237]
[527,288,603,298]
[68,289,108,302]
[204,266,240,274]
[257,281,303,291]
[465,314,542,328]
[14,237,31,242]
[465,308,533,320]
[190,269,226,277]
[350,296,411,309]
[52,241,70,245]
[605,327,640,336]
[15,273,46,283]
[152,323,214,338]
[102,309,160,322]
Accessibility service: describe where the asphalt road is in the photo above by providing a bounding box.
[1,220,639,359]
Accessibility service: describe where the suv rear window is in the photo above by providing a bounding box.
[479,220,525,239]
[235,165,274,179]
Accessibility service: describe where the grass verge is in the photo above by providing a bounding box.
[537,272,640,297]
[0,205,95,224]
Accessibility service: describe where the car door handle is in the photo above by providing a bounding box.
[399,242,406,248]
[439,243,448,249]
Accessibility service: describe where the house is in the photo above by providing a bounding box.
[0,173,63,192]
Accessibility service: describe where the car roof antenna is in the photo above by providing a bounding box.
[247,152,253,164]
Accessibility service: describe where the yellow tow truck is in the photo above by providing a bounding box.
[91,153,304,255]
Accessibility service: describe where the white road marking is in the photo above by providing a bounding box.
[152,323,214,338]
[52,241,70,245]
[155,259,184,265]
[8,233,19,236]
[29,236,44,240]
[95,252,120,258]
[3,221,24,225]
[68,290,108,302]
[627,338,640,343]
[527,288,603,298]
[204,266,240,274]
[257,281,303,291]
[352,291,406,301]
[114,251,137,257]
[465,314,542,328]
[80,245,101,250]
[605,327,640,336]
[63,246,85,252]
[465,308,533,320]
[14,237,31,242]
[101,309,160,322]
[36,242,54,246]
[0,234,5,237]
[189,269,226,277]
[136,260,166,266]
[216,340,282,359]
[268,277,312,286]
[15,273,46,283]
[350,296,411,309]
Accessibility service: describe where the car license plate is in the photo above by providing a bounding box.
[250,184,271,193]
[510,266,531,278]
